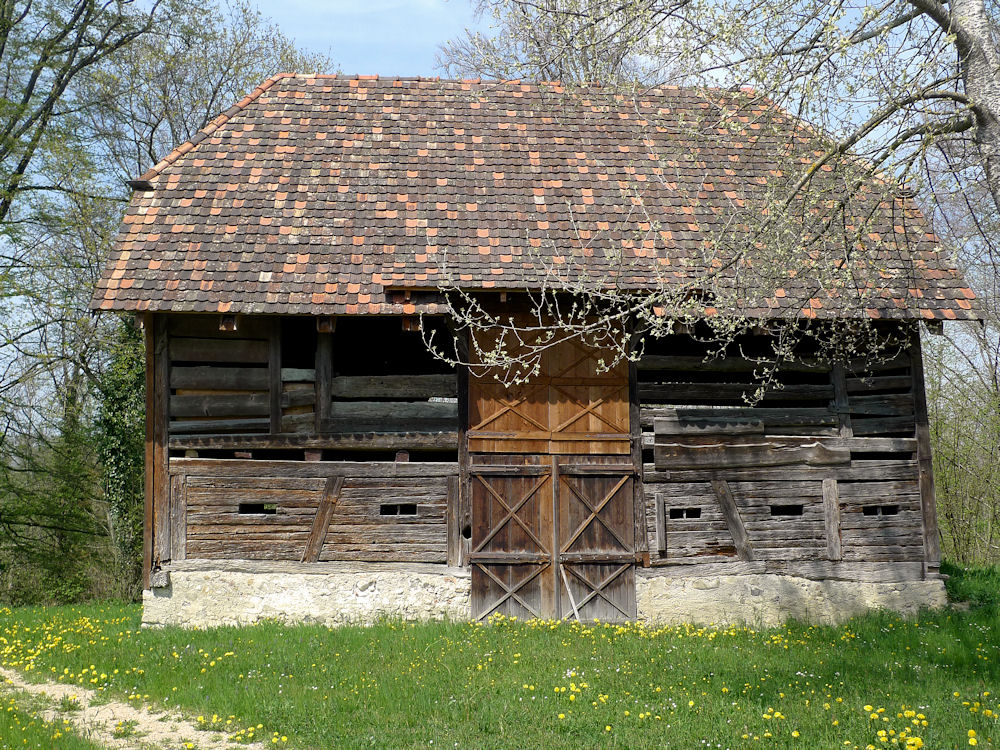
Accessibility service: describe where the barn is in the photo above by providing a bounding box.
[91,74,976,628]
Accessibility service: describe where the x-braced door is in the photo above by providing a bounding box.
[470,458,636,621]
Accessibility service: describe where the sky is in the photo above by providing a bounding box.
[252,0,484,77]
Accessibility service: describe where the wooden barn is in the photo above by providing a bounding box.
[91,75,976,627]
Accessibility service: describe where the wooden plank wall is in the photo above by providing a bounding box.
[170,459,456,563]
[640,328,926,569]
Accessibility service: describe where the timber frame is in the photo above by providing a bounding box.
[140,309,942,621]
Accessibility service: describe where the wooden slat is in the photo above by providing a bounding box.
[269,321,282,434]
[655,492,666,553]
[153,316,170,566]
[655,439,850,469]
[142,314,154,589]
[169,417,270,434]
[447,475,461,566]
[331,374,457,399]
[301,476,344,562]
[170,458,460,479]
[170,393,271,418]
[823,478,842,561]
[170,366,269,390]
[639,382,834,402]
[169,431,459,451]
[711,479,753,561]
[169,337,268,363]
[909,334,942,568]
[170,474,186,562]
[315,331,332,433]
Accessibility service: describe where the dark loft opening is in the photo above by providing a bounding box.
[669,507,702,519]
[380,503,418,516]
[238,503,277,515]
[863,504,900,516]
[770,504,804,516]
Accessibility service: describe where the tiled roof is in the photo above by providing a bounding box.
[92,74,976,320]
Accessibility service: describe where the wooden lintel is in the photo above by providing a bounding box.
[711,479,753,561]
[301,476,345,563]
[822,477,842,561]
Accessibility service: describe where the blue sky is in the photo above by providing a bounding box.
[252,0,484,77]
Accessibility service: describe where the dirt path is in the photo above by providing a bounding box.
[0,666,264,750]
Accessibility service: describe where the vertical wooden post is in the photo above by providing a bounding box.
[629,359,647,559]
[831,364,853,438]
[447,475,461,567]
[456,330,471,567]
[909,328,942,572]
[315,329,333,433]
[822,478,842,561]
[142,313,154,589]
[551,454,562,621]
[655,492,666,555]
[269,319,282,433]
[169,474,186,562]
[152,315,170,568]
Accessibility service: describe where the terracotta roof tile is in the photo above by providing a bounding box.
[92,74,976,319]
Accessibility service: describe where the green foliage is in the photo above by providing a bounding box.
[942,560,1000,608]
[2,602,999,748]
[95,317,146,601]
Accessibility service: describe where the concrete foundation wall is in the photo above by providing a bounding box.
[636,570,948,628]
[144,560,948,629]
[143,560,471,628]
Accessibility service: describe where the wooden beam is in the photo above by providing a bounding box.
[629,358,647,557]
[831,364,854,438]
[170,474,186,561]
[456,330,471,567]
[301,476,344,562]
[711,479,753,561]
[269,320,282,434]
[142,313,154,589]
[447,475,461,566]
[823,478,842,561]
[655,491,666,554]
[152,315,171,567]
[315,331,332,433]
[909,331,942,570]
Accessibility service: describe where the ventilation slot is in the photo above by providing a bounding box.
[238,503,277,515]
[770,504,804,517]
[380,503,418,516]
[669,507,702,519]
[863,504,900,517]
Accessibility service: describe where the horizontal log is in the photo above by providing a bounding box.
[639,382,834,403]
[331,374,457,399]
[170,393,270,418]
[655,440,850,470]
[851,416,916,436]
[168,431,460,451]
[637,355,829,373]
[169,337,268,364]
[170,458,460,479]
[282,390,317,408]
[282,368,315,382]
[848,393,914,416]
[169,417,269,434]
[170,366,269,390]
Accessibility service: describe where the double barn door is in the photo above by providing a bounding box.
[466,338,638,621]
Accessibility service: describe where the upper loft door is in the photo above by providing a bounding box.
[467,338,630,455]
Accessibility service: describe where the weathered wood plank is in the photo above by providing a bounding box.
[170,474,186,562]
[823,478,842,561]
[711,479,753,561]
[655,439,850,469]
[331,374,457,399]
[170,458,460,479]
[315,331,332,433]
[908,332,941,570]
[170,366,269,390]
[655,493,666,553]
[637,355,828,373]
[302,476,344,563]
[169,431,459,451]
[153,315,170,566]
[142,313,155,588]
[447,475,461,566]
[639,382,834,403]
[169,337,268,363]
[845,375,913,393]
[170,393,271,418]
[169,417,270,434]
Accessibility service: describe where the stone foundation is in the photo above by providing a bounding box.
[145,560,948,629]
[636,570,948,628]
[143,560,470,628]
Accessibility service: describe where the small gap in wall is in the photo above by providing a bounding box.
[380,503,418,516]
[850,451,915,462]
[239,503,277,515]
[669,507,701,519]
[863,504,900,517]
[770,504,803,516]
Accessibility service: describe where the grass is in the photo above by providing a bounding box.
[0,691,102,749]
[0,568,998,749]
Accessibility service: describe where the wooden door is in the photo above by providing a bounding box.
[468,338,630,455]
[470,456,636,621]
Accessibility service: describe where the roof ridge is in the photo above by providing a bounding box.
[128,72,295,190]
